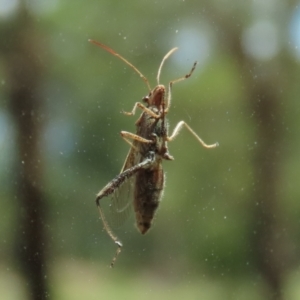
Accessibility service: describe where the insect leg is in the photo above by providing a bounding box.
[165,62,197,113]
[120,131,153,151]
[96,151,156,267]
[121,102,160,118]
[96,202,122,268]
[167,121,219,149]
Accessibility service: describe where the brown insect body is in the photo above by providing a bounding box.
[90,39,218,267]
[132,85,173,234]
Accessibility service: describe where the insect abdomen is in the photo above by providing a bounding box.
[134,164,164,234]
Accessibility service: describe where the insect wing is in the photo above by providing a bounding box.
[104,146,141,228]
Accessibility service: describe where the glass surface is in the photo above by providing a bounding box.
[0,1,299,299]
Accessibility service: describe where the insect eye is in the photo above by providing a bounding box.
[142,96,149,103]
[143,91,152,103]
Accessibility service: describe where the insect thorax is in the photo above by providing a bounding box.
[137,108,173,161]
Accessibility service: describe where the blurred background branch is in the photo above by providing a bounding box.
[1,4,49,300]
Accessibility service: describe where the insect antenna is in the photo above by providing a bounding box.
[169,61,197,86]
[96,200,122,268]
[156,47,178,84]
[89,39,151,92]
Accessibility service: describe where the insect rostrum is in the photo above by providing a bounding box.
[90,40,218,267]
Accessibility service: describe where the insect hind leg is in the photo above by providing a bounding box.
[96,199,123,268]
[95,151,156,267]
[167,121,219,149]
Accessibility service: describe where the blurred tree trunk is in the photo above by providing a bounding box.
[1,7,50,300]
[230,37,287,300]
[230,24,289,300]
[247,67,286,300]
[205,5,291,299]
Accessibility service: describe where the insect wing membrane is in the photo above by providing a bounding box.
[107,173,135,228]
[105,147,141,228]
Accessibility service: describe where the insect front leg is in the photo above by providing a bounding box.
[96,151,156,267]
[121,102,160,118]
[167,121,219,149]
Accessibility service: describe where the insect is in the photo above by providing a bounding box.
[89,39,218,267]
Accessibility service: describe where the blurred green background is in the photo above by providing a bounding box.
[1,0,300,299]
